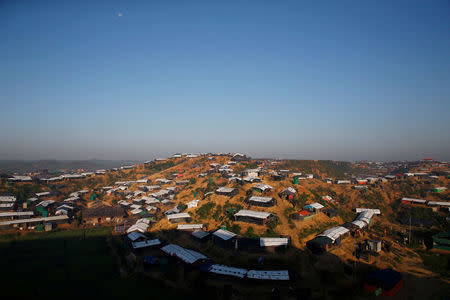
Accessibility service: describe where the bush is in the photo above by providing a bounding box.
[245,226,257,238]
[230,224,241,234]
[177,203,187,212]
[196,202,215,220]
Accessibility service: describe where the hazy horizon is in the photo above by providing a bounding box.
[1,1,449,162]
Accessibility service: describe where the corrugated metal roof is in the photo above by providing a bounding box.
[166,213,190,220]
[192,230,210,239]
[216,187,235,193]
[305,202,324,210]
[248,196,274,203]
[177,224,203,230]
[247,270,289,280]
[260,237,288,247]
[318,226,349,242]
[355,208,381,215]
[209,264,247,278]
[132,239,161,249]
[234,210,272,219]
[161,244,206,264]
[0,211,34,217]
[0,215,68,226]
[127,232,146,242]
[213,229,236,240]
[402,197,427,203]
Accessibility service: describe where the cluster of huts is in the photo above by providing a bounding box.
[306,208,380,253]
[401,197,450,211]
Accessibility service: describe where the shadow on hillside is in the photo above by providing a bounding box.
[0,227,449,300]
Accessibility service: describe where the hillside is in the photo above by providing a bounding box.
[1,155,449,299]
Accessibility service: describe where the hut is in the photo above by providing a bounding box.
[177,224,203,232]
[191,230,210,243]
[278,187,297,204]
[234,210,273,225]
[290,210,312,221]
[304,203,324,214]
[160,244,207,265]
[212,229,237,249]
[252,184,272,194]
[82,205,126,225]
[215,187,237,197]
[166,212,191,223]
[247,196,276,207]
[401,197,427,205]
[306,236,334,254]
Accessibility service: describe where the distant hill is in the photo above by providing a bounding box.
[276,160,359,178]
[0,159,143,174]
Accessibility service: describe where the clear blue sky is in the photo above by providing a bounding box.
[1,0,449,161]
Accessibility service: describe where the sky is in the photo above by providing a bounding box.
[0,0,449,162]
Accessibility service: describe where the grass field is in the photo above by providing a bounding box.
[0,227,182,299]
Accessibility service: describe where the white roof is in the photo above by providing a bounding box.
[254,183,272,190]
[428,201,450,207]
[177,224,203,230]
[318,226,350,242]
[355,210,374,225]
[350,220,367,229]
[248,196,274,203]
[130,208,143,215]
[127,232,146,241]
[36,200,55,207]
[132,239,161,249]
[0,211,34,217]
[260,237,288,247]
[247,270,289,281]
[402,197,427,203]
[209,264,247,278]
[166,213,190,220]
[234,210,272,219]
[8,175,32,181]
[0,215,68,226]
[151,189,171,198]
[355,208,381,215]
[305,203,324,209]
[127,222,149,233]
[216,187,235,193]
[161,244,206,264]
[0,196,17,202]
[280,187,297,194]
[192,230,209,239]
[136,218,150,224]
[36,192,51,197]
[213,229,236,240]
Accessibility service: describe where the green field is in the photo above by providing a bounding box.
[0,228,182,299]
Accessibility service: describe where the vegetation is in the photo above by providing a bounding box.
[298,220,339,242]
[418,251,450,278]
[143,161,175,174]
[277,160,358,178]
[244,226,257,238]
[196,202,215,220]
[176,202,187,212]
[229,224,241,234]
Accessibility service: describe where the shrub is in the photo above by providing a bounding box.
[196,202,215,220]
[230,224,241,234]
[177,203,187,212]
